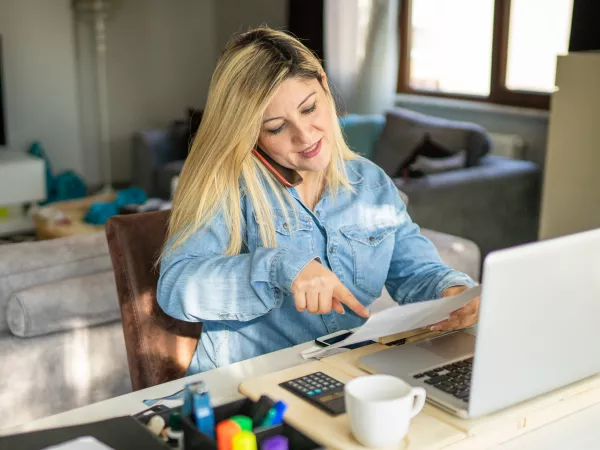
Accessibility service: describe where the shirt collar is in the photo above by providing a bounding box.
[347,162,364,185]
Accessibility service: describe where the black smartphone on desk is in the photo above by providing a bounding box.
[315,330,376,350]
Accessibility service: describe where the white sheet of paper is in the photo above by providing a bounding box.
[43,437,115,450]
[302,285,481,359]
[300,344,352,360]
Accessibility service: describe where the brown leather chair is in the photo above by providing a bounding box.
[106,210,202,391]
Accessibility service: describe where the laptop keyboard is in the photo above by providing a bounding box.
[413,357,473,403]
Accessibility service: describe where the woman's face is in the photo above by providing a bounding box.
[257,77,333,176]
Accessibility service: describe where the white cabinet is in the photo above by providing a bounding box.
[0,151,45,236]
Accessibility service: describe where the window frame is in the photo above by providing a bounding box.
[397,0,551,110]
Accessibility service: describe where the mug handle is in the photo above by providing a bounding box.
[409,387,427,418]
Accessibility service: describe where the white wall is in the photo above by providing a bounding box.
[76,0,217,184]
[0,0,84,176]
[0,0,286,186]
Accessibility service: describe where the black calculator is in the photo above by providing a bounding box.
[279,372,346,415]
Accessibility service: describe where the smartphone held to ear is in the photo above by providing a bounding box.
[252,147,303,188]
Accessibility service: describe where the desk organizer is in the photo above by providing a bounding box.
[181,397,323,450]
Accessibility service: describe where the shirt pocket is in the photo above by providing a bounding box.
[340,223,396,297]
[255,208,314,253]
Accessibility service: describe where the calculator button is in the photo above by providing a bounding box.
[307,391,315,396]
[314,389,322,394]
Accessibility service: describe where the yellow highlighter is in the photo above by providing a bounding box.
[232,430,257,450]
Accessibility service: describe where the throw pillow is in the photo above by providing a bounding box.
[373,107,491,178]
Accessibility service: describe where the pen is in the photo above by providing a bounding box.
[259,401,287,427]
[270,401,287,426]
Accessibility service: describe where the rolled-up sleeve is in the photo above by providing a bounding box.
[157,214,317,322]
[384,179,475,304]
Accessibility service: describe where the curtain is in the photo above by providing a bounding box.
[324,0,399,115]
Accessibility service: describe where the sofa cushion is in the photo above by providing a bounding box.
[0,232,112,333]
[373,107,491,178]
[339,114,386,160]
[6,271,120,338]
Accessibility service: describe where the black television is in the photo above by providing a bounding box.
[0,35,6,146]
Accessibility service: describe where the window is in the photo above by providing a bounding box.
[398,0,574,109]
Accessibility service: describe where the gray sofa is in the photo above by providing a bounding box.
[0,233,131,432]
[0,224,480,432]
[132,112,541,260]
[396,155,541,259]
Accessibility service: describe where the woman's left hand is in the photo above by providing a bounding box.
[429,286,480,331]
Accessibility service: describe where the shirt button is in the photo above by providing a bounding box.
[369,236,375,242]
[283,223,288,230]
[329,247,334,253]
[315,211,320,217]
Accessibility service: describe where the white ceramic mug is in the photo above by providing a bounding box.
[344,375,426,448]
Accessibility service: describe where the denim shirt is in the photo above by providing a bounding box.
[157,157,475,374]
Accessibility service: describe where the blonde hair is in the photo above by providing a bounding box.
[161,27,356,261]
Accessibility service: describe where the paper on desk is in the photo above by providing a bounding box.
[142,388,185,407]
[300,344,352,360]
[302,285,481,359]
[43,436,114,450]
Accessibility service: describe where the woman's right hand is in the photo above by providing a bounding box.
[291,260,370,318]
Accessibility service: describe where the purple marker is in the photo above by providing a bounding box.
[261,435,289,450]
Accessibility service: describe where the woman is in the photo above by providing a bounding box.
[158,27,479,375]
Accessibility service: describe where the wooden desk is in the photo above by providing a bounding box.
[2,342,600,449]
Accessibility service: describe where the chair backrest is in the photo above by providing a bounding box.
[106,210,202,391]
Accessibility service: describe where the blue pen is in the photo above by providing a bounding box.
[271,401,287,425]
[190,380,216,439]
[259,401,287,427]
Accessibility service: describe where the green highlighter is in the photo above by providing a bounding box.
[230,415,253,432]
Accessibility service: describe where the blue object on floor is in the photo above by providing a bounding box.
[83,202,119,225]
[54,171,87,201]
[28,141,88,204]
[115,186,147,207]
[83,186,148,225]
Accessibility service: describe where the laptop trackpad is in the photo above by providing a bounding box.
[360,332,476,375]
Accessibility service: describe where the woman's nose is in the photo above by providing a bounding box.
[292,123,313,146]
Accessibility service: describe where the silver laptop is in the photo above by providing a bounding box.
[359,228,600,419]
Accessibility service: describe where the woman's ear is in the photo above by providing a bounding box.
[320,72,330,94]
